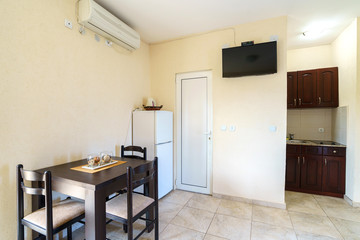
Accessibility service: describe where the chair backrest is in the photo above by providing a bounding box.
[121,145,147,160]
[126,157,158,220]
[17,164,53,236]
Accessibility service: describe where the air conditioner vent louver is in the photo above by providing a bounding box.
[78,0,140,51]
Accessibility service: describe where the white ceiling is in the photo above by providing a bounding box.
[95,0,360,49]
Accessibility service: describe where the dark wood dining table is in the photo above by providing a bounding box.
[33,157,154,240]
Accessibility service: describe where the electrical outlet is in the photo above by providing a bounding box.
[318,128,324,133]
[64,19,73,29]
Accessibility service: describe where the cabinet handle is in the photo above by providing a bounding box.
[325,158,327,166]
[303,157,305,164]
[319,97,322,104]
[294,98,297,106]
[297,156,300,165]
[333,150,337,154]
[299,98,302,105]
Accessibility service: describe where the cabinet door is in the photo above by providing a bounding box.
[285,154,301,189]
[301,155,323,191]
[287,72,298,108]
[317,67,339,107]
[297,70,317,108]
[322,156,345,194]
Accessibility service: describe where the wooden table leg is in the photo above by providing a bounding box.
[85,189,106,240]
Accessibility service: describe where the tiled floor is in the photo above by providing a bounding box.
[67,190,360,240]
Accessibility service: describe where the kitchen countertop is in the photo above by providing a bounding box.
[286,139,346,148]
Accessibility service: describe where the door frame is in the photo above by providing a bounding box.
[175,70,213,194]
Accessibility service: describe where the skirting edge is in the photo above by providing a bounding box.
[212,193,286,210]
[344,194,360,208]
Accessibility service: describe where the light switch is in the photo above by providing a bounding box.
[269,126,277,132]
[221,125,227,131]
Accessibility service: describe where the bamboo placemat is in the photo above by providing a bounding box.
[70,160,127,173]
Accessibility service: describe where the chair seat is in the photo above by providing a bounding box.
[23,199,84,229]
[106,193,154,219]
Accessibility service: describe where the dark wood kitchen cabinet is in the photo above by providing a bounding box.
[285,144,346,198]
[317,67,339,107]
[297,69,317,108]
[285,145,301,188]
[322,147,346,195]
[287,67,338,109]
[300,149,323,192]
[287,72,298,108]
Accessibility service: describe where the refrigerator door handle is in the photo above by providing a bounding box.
[156,141,172,145]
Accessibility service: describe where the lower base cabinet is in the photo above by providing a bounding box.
[285,145,346,198]
[301,155,323,192]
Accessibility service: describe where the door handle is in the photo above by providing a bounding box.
[294,99,297,106]
[319,97,322,104]
[303,157,305,165]
[325,158,327,166]
[299,98,302,105]
[297,157,300,165]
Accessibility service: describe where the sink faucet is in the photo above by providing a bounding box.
[289,134,294,140]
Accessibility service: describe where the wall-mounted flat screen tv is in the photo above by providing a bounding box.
[222,41,277,78]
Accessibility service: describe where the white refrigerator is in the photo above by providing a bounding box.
[132,111,173,199]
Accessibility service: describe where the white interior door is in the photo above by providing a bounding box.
[176,71,212,194]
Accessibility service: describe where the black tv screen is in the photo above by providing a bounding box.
[222,41,277,78]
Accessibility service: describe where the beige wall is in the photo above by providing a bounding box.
[332,18,359,202]
[287,45,334,71]
[0,0,150,238]
[332,106,348,145]
[355,17,360,203]
[150,17,288,205]
[287,109,333,141]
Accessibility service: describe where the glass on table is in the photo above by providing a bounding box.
[87,153,100,167]
[100,151,113,165]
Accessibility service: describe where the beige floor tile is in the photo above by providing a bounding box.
[106,220,159,240]
[296,230,342,240]
[159,200,183,224]
[290,212,342,239]
[171,206,214,233]
[252,205,293,228]
[314,195,352,209]
[287,195,326,216]
[216,199,252,220]
[207,214,251,240]
[160,224,205,240]
[322,206,360,222]
[285,191,314,202]
[204,234,229,240]
[161,190,194,206]
[331,217,360,239]
[251,221,297,240]
[186,193,221,213]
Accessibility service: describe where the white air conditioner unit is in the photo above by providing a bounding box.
[77,0,140,51]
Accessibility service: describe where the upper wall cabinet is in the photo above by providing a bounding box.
[317,68,339,107]
[287,67,339,109]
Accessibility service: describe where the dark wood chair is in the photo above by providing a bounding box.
[121,145,147,160]
[106,158,159,240]
[17,164,85,240]
[119,145,147,195]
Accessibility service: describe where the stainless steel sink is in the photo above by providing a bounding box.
[311,140,341,146]
[288,139,309,144]
[289,139,306,143]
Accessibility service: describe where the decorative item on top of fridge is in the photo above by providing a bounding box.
[143,97,163,111]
